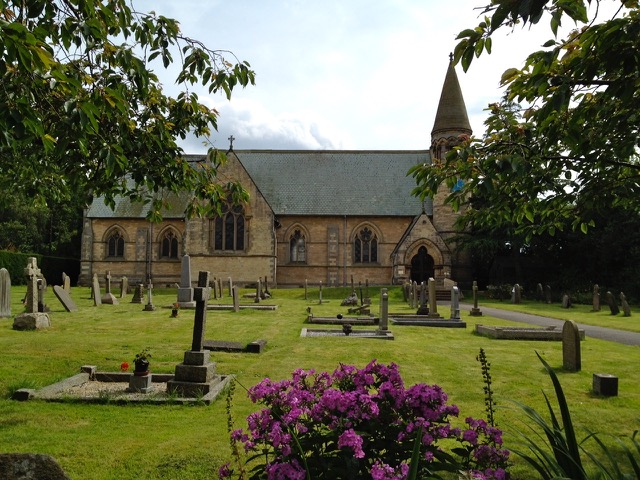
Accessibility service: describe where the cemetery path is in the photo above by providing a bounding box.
[459,304,640,346]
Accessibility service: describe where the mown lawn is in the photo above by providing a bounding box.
[0,285,638,479]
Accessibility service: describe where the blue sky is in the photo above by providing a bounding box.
[141,0,612,152]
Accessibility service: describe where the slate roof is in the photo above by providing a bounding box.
[87,150,433,218]
[228,150,432,217]
[431,60,472,137]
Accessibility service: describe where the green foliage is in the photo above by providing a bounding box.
[0,0,255,219]
[0,250,40,285]
[512,352,640,479]
[412,1,640,239]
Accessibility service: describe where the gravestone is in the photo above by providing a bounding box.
[512,284,521,304]
[228,277,233,297]
[101,271,119,304]
[561,294,572,309]
[131,284,144,304]
[177,254,194,305]
[167,271,221,397]
[304,279,308,300]
[0,453,71,480]
[469,280,482,317]
[450,286,461,321]
[319,281,323,304]
[416,281,429,315]
[143,283,156,311]
[212,277,218,299]
[427,278,443,319]
[37,276,49,313]
[620,292,631,317]
[605,291,619,315]
[13,257,50,330]
[254,279,261,303]
[0,267,11,318]
[217,278,223,299]
[363,279,371,305]
[592,284,600,312]
[120,276,128,298]
[592,373,618,396]
[232,285,240,312]
[378,288,389,331]
[536,283,544,301]
[544,284,552,304]
[53,285,78,312]
[62,272,71,292]
[412,281,418,309]
[562,320,581,372]
[263,276,271,299]
[92,273,102,306]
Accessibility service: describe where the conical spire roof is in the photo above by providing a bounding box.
[431,57,472,137]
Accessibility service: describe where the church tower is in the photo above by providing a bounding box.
[430,55,473,281]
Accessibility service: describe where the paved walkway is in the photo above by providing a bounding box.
[460,303,640,346]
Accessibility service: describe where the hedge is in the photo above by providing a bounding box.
[0,251,80,286]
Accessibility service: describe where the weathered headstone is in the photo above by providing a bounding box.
[92,273,102,306]
[411,281,418,309]
[62,272,71,292]
[427,278,442,319]
[263,276,271,298]
[470,280,482,317]
[536,283,544,301]
[319,281,323,304]
[605,291,619,315]
[363,279,371,305]
[592,284,600,312]
[254,279,262,303]
[53,285,78,312]
[120,276,128,298]
[101,271,119,304]
[0,453,71,480]
[561,293,572,309]
[177,254,194,305]
[562,320,581,372]
[228,277,233,297]
[0,268,11,318]
[304,279,308,300]
[416,281,428,315]
[37,276,49,313]
[620,292,631,317]
[143,283,156,311]
[450,286,461,321]
[232,285,240,312]
[512,284,521,304]
[217,278,223,299]
[544,284,552,304]
[131,283,144,304]
[378,288,389,331]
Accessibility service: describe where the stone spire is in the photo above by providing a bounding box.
[431,55,472,141]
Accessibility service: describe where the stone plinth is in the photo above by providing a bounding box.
[13,312,51,330]
[593,373,618,396]
[127,374,154,393]
[166,350,220,397]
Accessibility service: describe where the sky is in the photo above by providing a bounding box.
[140,0,610,153]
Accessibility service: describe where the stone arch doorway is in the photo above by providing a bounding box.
[410,246,434,283]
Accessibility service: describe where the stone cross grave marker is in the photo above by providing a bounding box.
[101,271,118,304]
[0,268,11,318]
[53,285,78,312]
[191,271,211,352]
[91,273,102,306]
[592,284,600,312]
[562,320,581,372]
[13,258,50,330]
[470,280,482,317]
[143,283,155,311]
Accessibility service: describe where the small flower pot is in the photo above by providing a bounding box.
[171,308,179,317]
[134,359,150,376]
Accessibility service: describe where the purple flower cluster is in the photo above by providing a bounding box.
[220,360,509,479]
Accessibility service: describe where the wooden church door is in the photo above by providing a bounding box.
[410,246,434,283]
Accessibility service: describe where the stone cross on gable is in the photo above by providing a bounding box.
[191,271,211,352]
[228,135,235,150]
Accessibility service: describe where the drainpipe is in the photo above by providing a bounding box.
[343,215,347,287]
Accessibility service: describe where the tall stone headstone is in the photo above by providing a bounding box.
[605,291,619,315]
[450,286,461,321]
[0,268,11,318]
[561,293,572,309]
[319,281,323,304]
[232,285,240,312]
[177,255,194,305]
[544,284,552,304]
[53,285,78,312]
[427,277,442,319]
[254,279,262,303]
[512,284,522,304]
[378,288,389,331]
[470,280,482,317]
[620,292,631,317]
[131,283,144,304]
[62,272,71,292]
[120,276,129,298]
[228,277,233,297]
[536,283,544,301]
[92,273,102,306]
[562,320,581,372]
[592,284,600,312]
[411,281,418,309]
[304,279,308,300]
[416,281,428,315]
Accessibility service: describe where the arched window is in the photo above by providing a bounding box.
[106,230,125,258]
[289,230,306,263]
[354,227,377,263]
[212,204,245,251]
[160,230,179,259]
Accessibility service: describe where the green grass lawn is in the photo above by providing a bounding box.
[0,285,638,479]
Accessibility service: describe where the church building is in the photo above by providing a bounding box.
[79,59,473,288]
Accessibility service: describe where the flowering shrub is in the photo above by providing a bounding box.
[220,360,509,479]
